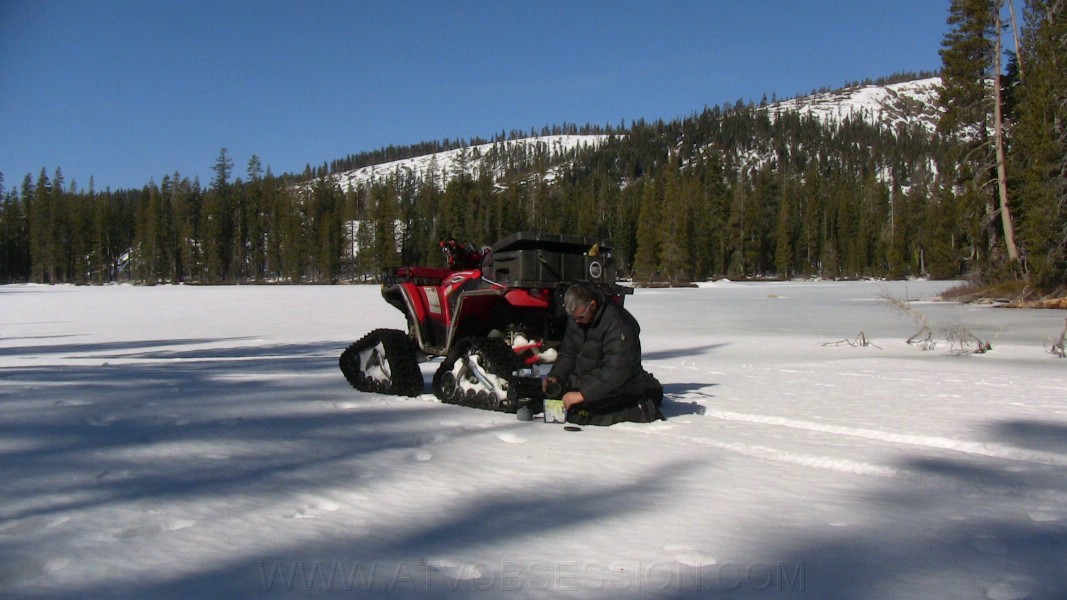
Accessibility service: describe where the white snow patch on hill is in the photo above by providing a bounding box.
[765,77,944,134]
[328,135,612,192]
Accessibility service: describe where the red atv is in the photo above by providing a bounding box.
[339,231,634,413]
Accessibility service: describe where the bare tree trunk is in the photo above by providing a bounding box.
[1007,0,1025,79]
[994,0,1021,262]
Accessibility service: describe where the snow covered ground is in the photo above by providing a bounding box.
[2,281,1066,599]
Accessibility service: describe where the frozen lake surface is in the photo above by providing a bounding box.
[2,281,1066,599]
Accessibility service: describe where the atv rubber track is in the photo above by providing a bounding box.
[432,336,524,413]
[339,328,423,397]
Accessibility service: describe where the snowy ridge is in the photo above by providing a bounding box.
[763,77,944,134]
[321,79,943,194]
[327,134,611,192]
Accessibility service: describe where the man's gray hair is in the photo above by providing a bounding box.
[563,284,597,315]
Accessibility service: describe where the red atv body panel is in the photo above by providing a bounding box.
[381,232,630,358]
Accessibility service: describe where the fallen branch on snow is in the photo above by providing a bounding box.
[942,323,993,355]
[906,318,937,351]
[1048,318,1067,358]
[881,289,937,350]
[821,331,882,350]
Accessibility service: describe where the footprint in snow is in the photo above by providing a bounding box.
[424,559,484,581]
[0,516,67,536]
[114,519,194,537]
[95,469,130,481]
[985,577,1034,600]
[315,498,341,511]
[290,497,341,519]
[971,535,1009,555]
[493,432,526,444]
[1028,511,1059,522]
[412,451,434,462]
[114,524,159,539]
[165,519,196,532]
[663,545,716,567]
[53,398,93,407]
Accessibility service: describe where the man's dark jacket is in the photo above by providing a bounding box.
[548,294,646,409]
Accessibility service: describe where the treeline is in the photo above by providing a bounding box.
[0,97,1046,287]
[0,2,1062,290]
[0,109,957,286]
[382,109,963,282]
[0,152,356,285]
[844,70,942,90]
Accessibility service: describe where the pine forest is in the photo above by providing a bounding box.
[1,0,1063,294]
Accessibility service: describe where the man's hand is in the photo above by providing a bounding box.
[562,390,585,410]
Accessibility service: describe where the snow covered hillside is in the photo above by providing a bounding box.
[317,79,942,195]
[327,135,611,192]
[3,282,1067,599]
[764,77,944,134]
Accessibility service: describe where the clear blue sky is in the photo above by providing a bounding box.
[0,0,952,192]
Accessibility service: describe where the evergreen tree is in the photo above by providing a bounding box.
[939,0,1020,273]
[91,189,115,282]
[28,169,51,283]
[203,148,235,282]
[368,181,399,279]
[0,180,30,282]
[774,177,797,278]
[926,178,963,278]
[656,161,691,282]
[632,178,662,282]
[1013,0,1066,288]
[726,169,749,278]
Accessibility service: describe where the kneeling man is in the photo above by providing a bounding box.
[544,284,663,426]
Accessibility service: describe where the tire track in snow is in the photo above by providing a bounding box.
[637,421,1067,503]
[704,410,1067,467]
[629,427,899,478]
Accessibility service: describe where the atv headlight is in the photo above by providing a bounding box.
[588,261,603,279]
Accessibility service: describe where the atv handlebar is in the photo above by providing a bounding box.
[440,239,489,270]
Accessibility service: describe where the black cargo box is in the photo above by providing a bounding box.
[491,231,599,254]
[489,232,613,287]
